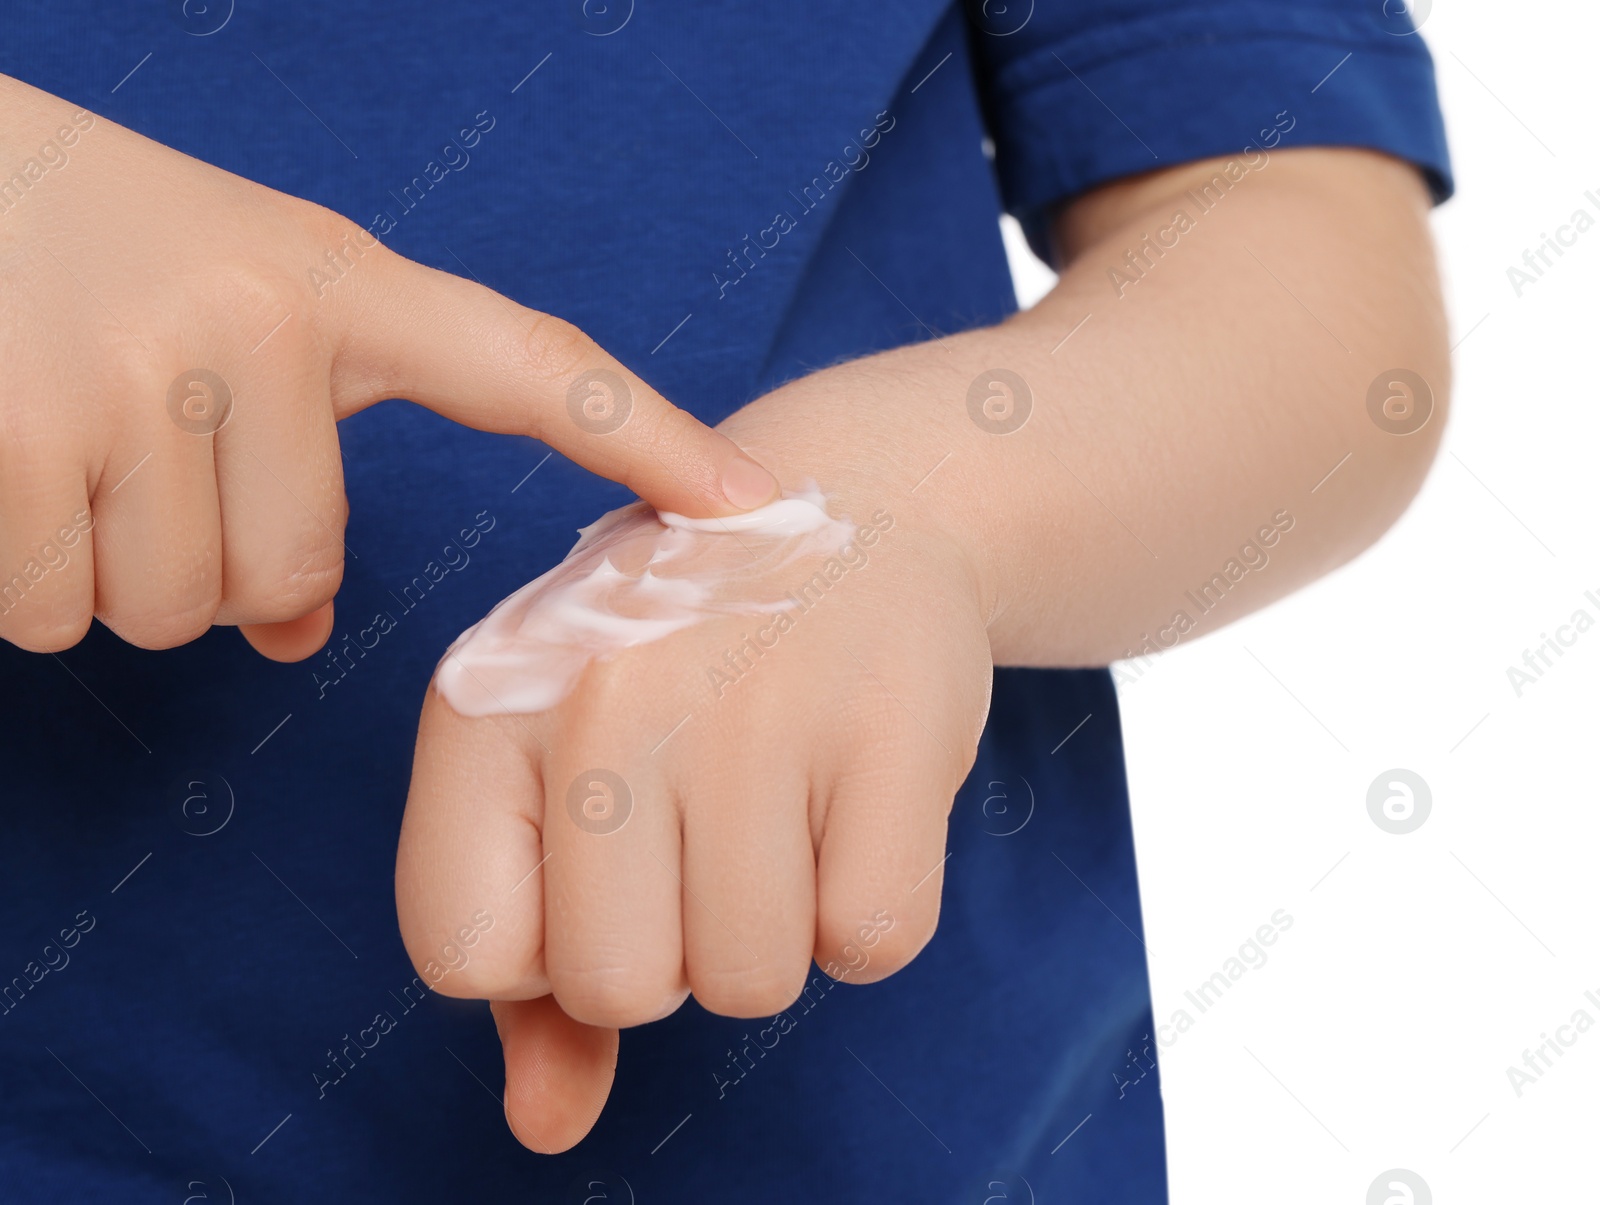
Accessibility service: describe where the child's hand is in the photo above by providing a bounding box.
[394,357,993,1151]
[395,144,1451,1153]
[0,74,775,662]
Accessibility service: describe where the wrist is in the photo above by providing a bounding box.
[715,344,1009,639]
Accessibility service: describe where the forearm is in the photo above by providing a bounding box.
[722,147,1450,667]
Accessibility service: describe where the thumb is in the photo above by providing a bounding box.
[491,996,618,1154]
[331,247,778,517]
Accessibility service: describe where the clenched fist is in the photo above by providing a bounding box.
[396,354,996,1151]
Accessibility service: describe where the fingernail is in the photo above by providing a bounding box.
[721,455,780,510]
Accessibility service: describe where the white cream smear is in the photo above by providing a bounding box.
[436,484,855,717]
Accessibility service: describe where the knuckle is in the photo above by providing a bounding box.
[428,952,530,1000]
[279,552,345,608]
[306,210,392,295]
[230,535,344,621]
[816,904,932,983]
[521,312,599,387]
[302,203,366,251]
[627,396,684,448]
[101,347,168,419]
[102,593,221,650]
[297,202,383,271]
[212,261,296,326]
[550,962,674,1028]
[691,964,807,1019]
[0,608,93,654]
[397,911,541,1001]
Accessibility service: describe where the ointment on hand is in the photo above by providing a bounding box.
[435,485,856,717]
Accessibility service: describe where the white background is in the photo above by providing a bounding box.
[1001,2,1597,1200]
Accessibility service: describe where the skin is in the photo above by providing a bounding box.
[0,73,778,663]
[3,66,1449,1156]
[396,145,1450,1150]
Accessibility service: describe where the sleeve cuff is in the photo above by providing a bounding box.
[981,4,1454,262]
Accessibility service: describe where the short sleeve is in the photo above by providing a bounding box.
[965,0,1454,261]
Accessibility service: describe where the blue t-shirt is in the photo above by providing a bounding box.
[0,4,1449,1201]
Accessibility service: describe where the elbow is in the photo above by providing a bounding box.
[1374,354,1450,489]
[1347,185,1454,543]
[1350,307,1453,551]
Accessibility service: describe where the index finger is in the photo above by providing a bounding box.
[330,244,778,517]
